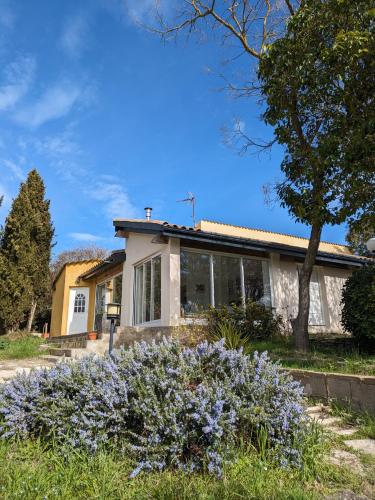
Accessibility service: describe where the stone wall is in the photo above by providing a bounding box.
[115,324,207,349]
[288,368,375,414]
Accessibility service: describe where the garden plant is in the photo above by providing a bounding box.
[0,339,308,477]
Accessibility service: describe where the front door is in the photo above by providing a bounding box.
[67,287,89,334]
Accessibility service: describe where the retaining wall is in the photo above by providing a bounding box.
[288,368,375,414]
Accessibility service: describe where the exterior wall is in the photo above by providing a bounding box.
[322,267,352,333]
[120,232,352,335]
[50,261,101,336]
[50,267,66,337]
[121,233,181,327]
[270,254,352,334]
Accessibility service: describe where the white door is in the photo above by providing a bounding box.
[309,270,324,326]
[67,287,89,334]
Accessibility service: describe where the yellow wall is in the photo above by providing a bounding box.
[50,260,124,337]
[50,267,66,337]
[50,261,101,337]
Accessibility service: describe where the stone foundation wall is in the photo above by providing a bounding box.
[288,368,375,414]
[114,324,208,349]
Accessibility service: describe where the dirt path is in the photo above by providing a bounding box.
[0,356,58,383]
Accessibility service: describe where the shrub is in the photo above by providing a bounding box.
[342,264,375,346]
[207,301,284,342]
[0,339,307,477]
[209,320,252,353]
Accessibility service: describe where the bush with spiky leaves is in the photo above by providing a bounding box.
[0,339,307,476]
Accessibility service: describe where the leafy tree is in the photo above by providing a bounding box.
[346,213,375,257]
[50,246,109,280]
[152,0,374,351]
[258,0,374,349]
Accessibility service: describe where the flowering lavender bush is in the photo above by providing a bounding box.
[0,339,307,476]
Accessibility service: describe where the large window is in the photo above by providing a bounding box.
[134,255,161,324]
[181,250,271,316]
[181,251,211,315]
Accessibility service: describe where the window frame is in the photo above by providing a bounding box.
[133,253,162,326]
[74,292,86,313]
[180,247,273,316]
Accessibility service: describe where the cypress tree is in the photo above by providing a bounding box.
[25,170,54,332]
[0,170,54,334]
[0,182,33,333]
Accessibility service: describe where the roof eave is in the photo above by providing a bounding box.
[113,220,367,268]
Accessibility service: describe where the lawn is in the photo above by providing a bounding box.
[248,338,375,376]
[0,433,374,500]
[0,335,44,361]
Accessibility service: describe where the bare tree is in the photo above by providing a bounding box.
[51,246,109,280]
[142,0,373,353]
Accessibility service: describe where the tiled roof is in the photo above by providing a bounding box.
[79,249,126,280]
[113,218,370,264]
[196,220,353,257]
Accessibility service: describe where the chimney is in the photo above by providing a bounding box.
[144,207,152,221]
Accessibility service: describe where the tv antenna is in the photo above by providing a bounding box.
[177,192,196,227]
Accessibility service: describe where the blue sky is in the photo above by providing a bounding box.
[0,0,349,257]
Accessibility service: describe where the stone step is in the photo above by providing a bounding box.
[48,347,72,357]
[328,426,358,436]
[39,355,61,364]
[344,439,375,456]
[311,415,342,427]
[306,404,328,415]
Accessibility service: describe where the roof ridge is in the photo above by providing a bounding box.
[199,219,349,249]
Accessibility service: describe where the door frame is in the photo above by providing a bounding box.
[67,286,90,335]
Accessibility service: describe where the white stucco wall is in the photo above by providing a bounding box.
[121,233,181,327]
[121,234,352,334]
[270,254,351,334]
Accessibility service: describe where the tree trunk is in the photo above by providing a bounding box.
[26,300,37,333]
[292,223,323,352]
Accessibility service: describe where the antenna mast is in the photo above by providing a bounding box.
[177,192,196,226]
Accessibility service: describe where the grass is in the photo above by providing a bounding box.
[0,428,373,500]
[247,337,375,376]
[0,334,43,360]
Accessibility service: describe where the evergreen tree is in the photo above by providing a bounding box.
[24,170,54,332]
[0,170,54,334]
[0,182,33,333]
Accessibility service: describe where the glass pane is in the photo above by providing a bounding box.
[94,284,106,332]
[145,260,151,322]
[152,256,161,320]
[181,251,211,315]
[134,265,144,324]
[112,274,122,304]
[213,255,242,307]
[243,259,271,307]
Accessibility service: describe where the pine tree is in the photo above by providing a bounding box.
[0,170,54,334]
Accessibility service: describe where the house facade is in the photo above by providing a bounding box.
[50,216,366,340]
[50,251,125,336]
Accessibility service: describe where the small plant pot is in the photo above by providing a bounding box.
[87,332,97,341]
[41,332,49,339]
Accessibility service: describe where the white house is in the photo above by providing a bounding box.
[111,214,366,343]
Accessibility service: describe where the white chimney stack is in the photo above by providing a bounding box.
[144,207,152,221]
